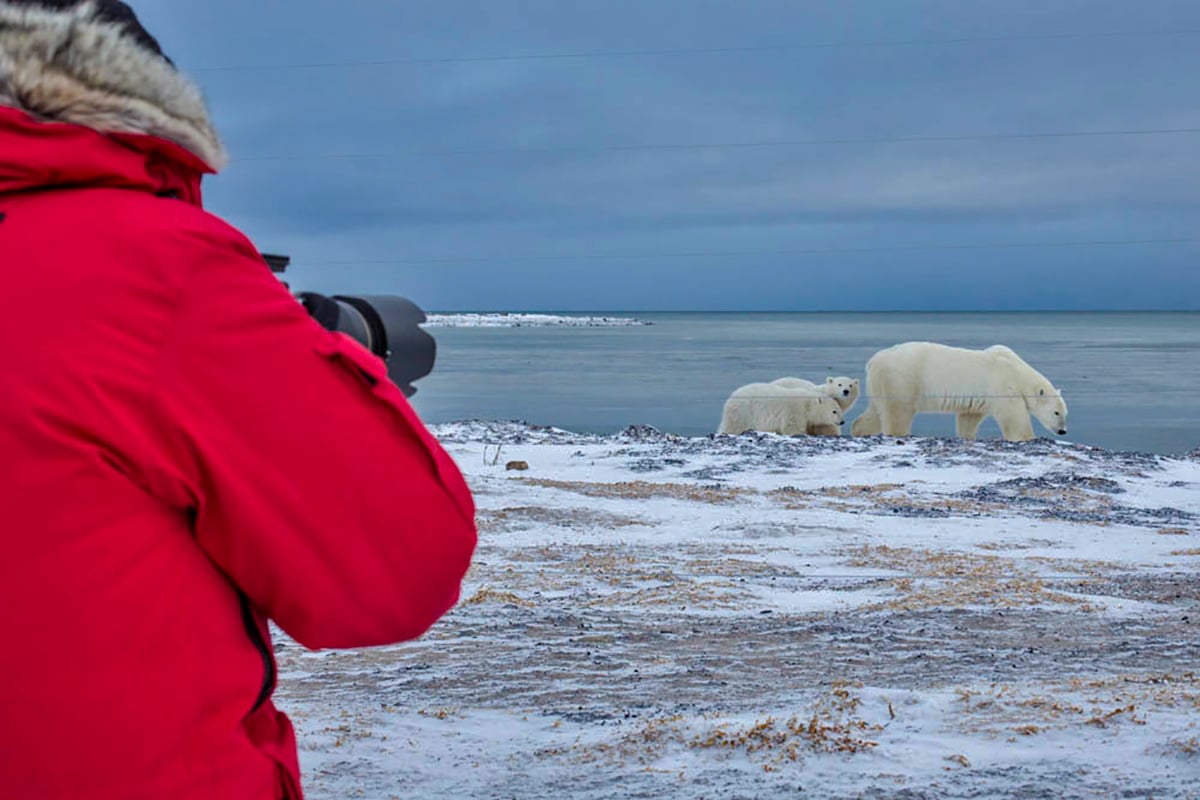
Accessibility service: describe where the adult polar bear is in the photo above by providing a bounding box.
[851,342,1069,441]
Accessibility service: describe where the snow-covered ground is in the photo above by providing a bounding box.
[275,424,1200,799]
[423,313,651,327]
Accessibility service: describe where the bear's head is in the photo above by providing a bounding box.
[1026,386,1069,436]
[817,397,845,429]
[826,376,860,400]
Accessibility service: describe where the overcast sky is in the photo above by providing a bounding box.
[135,1,1200,311]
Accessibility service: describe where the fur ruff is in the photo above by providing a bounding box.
[0,1,226,169]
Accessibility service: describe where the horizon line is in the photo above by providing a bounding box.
[426,308,1200,314]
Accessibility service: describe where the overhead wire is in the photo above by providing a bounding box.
[296,237,1200,268]
[234,126,1200,163]
[192,28,1200,73]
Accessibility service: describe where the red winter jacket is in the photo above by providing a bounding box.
[0,97,475,800]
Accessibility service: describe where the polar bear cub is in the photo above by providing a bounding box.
[850,342,1068,442]
[719,382,845,436]
[772,376,860,412]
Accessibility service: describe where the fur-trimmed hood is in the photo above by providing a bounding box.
[0,0,225,170]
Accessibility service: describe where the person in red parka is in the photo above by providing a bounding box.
[0,2,478,798]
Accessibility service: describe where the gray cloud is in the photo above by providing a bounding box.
[134,0,1200,310]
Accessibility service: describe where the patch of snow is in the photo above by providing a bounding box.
[423,313,651,327]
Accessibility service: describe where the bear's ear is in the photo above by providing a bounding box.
[827,377,835,384]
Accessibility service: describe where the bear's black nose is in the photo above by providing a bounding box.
[1058,429,1067,435]
[843,390,850,396]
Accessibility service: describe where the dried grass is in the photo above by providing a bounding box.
[1161,736,1200,757]
[845,545,1098,611]
[584,580,747,610]
[768,483,905,511]
[683,557,794,578]
[479,505,649,531]
[689,682,885,762]
[574,552,671,587]
[544,682,884,768]
[462,586,534,608]
[955,674,1196,735]
[520,478,750,505]
[417,707,462,720]
[975,539,1058,552]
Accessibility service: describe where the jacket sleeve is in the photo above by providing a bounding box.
[147,232,477,650]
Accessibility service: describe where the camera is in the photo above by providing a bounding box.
[263,254,436,398]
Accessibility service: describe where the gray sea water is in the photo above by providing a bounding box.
[410,312,1199,455]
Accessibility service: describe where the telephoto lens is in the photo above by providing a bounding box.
[263,253,436,397]
[298,292,437,398]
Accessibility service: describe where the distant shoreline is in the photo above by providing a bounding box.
[427,308,1198,315]
[424,313,652,327]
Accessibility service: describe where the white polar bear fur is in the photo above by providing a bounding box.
[772,376,860,412]
[850,342,1069,442]
[719,382,845,436]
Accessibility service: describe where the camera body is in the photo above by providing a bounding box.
[264,254,436,398]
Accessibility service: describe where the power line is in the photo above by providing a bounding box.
[235,126,1200,163]
[192,28,1200,73]
[298,236,1199,268]
[729,394,1060,399]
